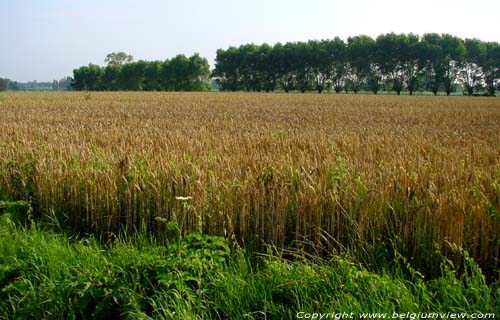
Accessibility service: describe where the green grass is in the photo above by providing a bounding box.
[0,201,498,319]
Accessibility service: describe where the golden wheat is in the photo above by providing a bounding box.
[1,92,499,278]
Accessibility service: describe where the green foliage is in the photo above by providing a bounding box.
[214,33,499,95]
[0,210,230,319]
[161,54,210,91]
[52,77,73,91]
[461,38,487,95]
[347,35,377,93]
[0,202,498,319]
[481,41,500,96]
[105,52,134,66]
[0,78,10,91]
[72,53,210,92]
[72,64,103,91]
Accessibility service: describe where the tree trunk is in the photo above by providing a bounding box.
[487,87,495,96]
[467,86,474,96]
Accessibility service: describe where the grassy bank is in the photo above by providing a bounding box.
[0,201,498,319]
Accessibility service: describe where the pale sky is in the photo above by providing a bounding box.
[1,0,499,82]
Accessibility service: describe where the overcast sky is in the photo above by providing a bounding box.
[1,0,499,82]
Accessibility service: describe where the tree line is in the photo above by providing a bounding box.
[3,34,499,95]
[0,78,9,91]
[72,52,211,91]
[0,78,59,91]
[213,33,500,95]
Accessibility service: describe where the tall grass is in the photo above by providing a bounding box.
[0,92,499,279]
[0,203,498,319]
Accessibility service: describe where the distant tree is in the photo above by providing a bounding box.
[212,47,243,91]
[257,44,278,92]
[273,42,297,93]
[375,33,423,95]
[217,43,277,92]
[0,78,9,91]
[188,53,211,91]
[439,34,466,96]
[307,40,332,93]
[401,33,423,95]
[100,64,122,91]
[294,42,314,93]
[162,54,210,91]
[376,33,405,95]
[481,42,500,95]
[142,61,163,91]
[421,33,445,95]
[118,61,147,90]
[460,38,486,95]
[52,77,73,91]
[326,38,348,93]
[237,44,259,91]
[105,52,133,65]
[347,35,376,93]
[163,55,192,91]
[72,64,103,90]
[62,77,73,90]
[8,81,20,91]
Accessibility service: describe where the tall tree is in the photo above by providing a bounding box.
[376,33,405,95]
[348,35,377,93]
[294,42,314,93]
[481,42,500,96]
[162,54,210,91]
[187,53,211,91]
[72,64,103,90]
[274,42,297,93]
[105,52,133,65]
[211,33,499,95]
[100,64,122,91]
[325,38,347,93]
[461,39,486,95]
[421,33,445,95]
[238,44,260,91]
[256,44,278,92]
[308,40,331,93]
[118,61,147,91]
[401,33,423,95]
[213,47,243,91]
[0,78,9,91]
[142,61,163,91]
[440,34,466,96]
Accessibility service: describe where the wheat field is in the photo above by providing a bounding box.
[1,92,499,278]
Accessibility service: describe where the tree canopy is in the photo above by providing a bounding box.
[213,33,500,95]
[0,78,9,91]
[104,52,134,65]
[72,53,210,91]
